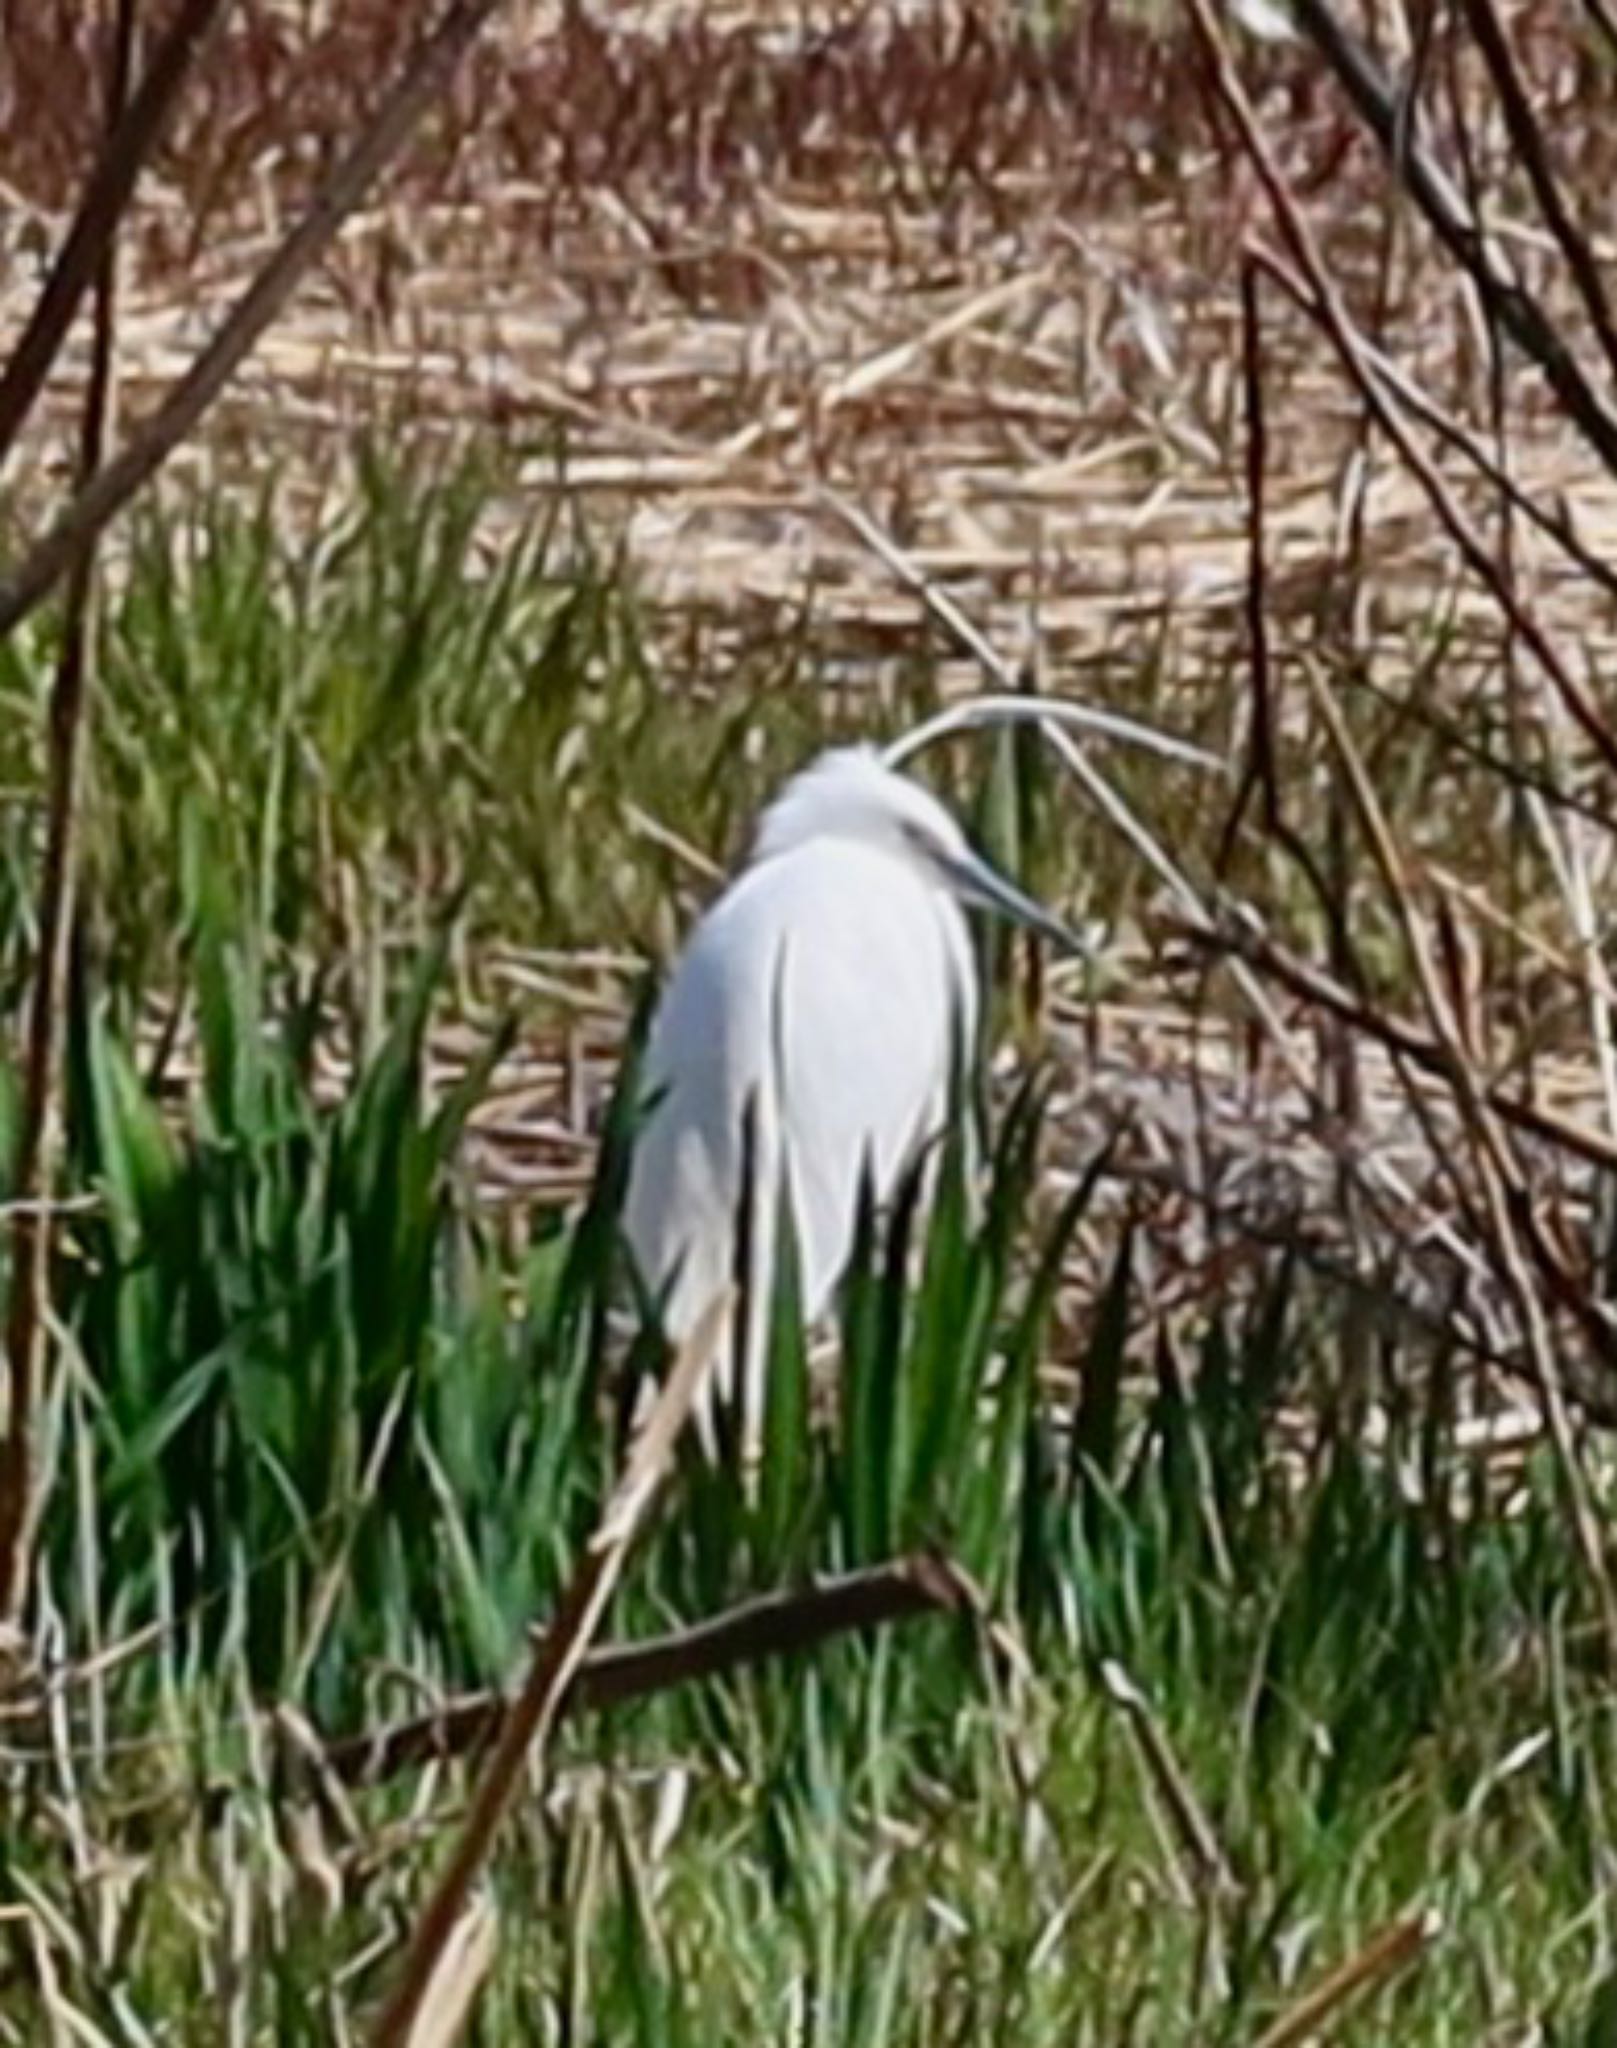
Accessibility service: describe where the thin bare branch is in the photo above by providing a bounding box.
[1451,0,1617,392]
[0,0,230,472]
[1217,255,1278,871]
[0,0,513,643]
[1252,241,1617,610]
[1175,908,1617,1174]
[34,1555,973,1836]
[0,0,139,1633]
[1183,0,1617,781]
[323,1554,973,1790]
[1307,674,1617,1655]
[1284,0,1617,479]
[1100,1660,1240,1902]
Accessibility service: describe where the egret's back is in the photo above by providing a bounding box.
[623,834,976,1343]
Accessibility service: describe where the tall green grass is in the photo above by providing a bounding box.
[22,905,1611,2041]
[0,445,1220,1015]
[0,466,1611,2043]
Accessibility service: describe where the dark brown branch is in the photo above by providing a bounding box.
[1215,258,1276,877]
[1451,0,1617,394]
[326,1554,971,1791]
[1284,0,1617,481]
[0,0,139,1633]
[1252,241,1617,610]
[108,1555,972,1838]
[1239,253,1275,836]
[1184,0,1617,782]
[1582,0,1617,68]
[0,0,230,471]
[1173,908,1617,1174]
[0,0,511,643]
[1218,259,1348,948]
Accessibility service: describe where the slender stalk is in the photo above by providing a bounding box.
[1308,676,1617,1659]
[367,1290,730,2047]
[1184,0,1617,781]
[1250,242,1617,610]
[0,0,230,473]
[1231,257,1276,845]
[1100,1660,1239,1900]
[0,0,139,1633]
[1177,911,1617,1173]
[1451,0,1617,392]
[1284,0,1617,480]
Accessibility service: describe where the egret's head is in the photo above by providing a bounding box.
[752,746,1085,954]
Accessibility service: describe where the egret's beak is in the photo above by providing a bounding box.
[938,845,1090,958]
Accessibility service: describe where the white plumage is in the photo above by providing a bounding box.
[622,743,1078,1466]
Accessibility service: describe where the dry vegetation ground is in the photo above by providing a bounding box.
[5,0,1615,633]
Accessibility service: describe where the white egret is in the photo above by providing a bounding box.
[621,742,1084,1473]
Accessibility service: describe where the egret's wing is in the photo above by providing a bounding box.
[746,845,975,1308]
[622,842,977,1417]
